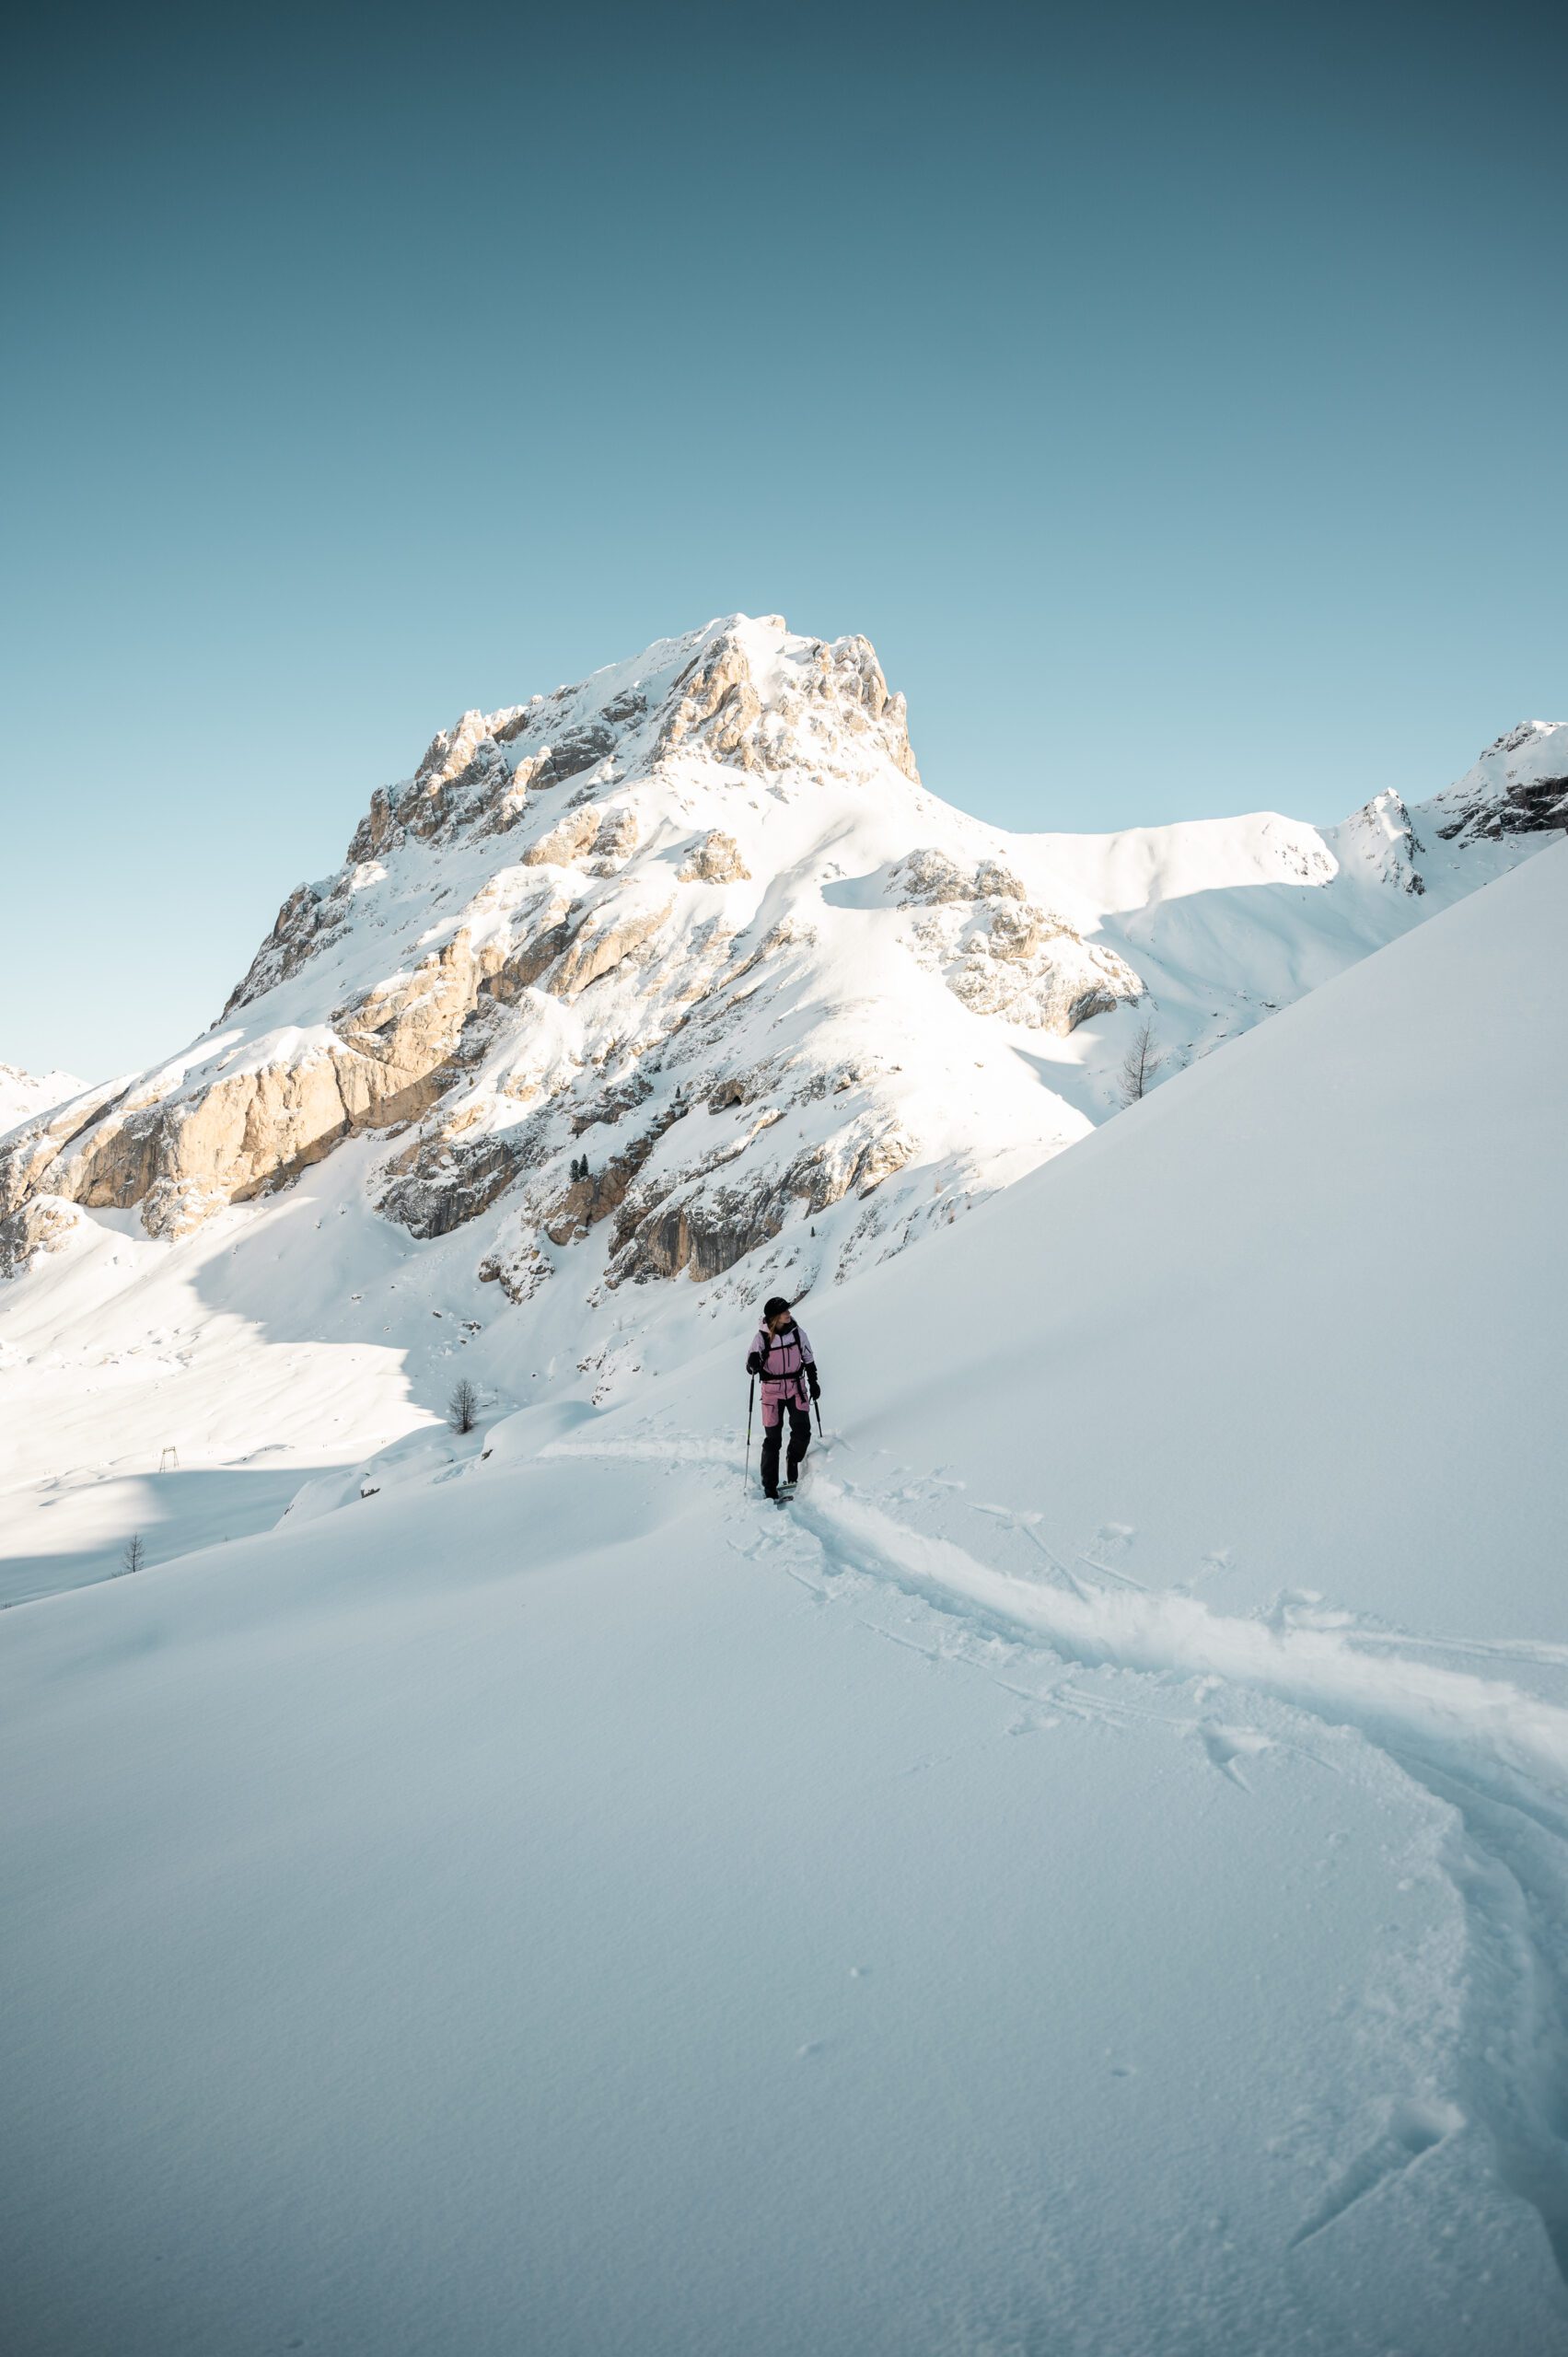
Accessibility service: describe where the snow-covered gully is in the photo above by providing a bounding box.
[776,1477,1568,2285]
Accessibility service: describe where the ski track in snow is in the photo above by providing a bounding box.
[551,1430,1568,2285]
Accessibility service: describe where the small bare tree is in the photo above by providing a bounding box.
[1118,1016,1162,1107]
[447,1376,480,1435]
[121,1533,146,1576]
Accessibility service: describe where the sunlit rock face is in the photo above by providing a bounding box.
[3,615,1560,1330]
[1423,722,1568,845]
[0,616,1013,1289]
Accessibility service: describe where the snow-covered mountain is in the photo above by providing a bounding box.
[4,623,1560,1276]
[0,1062,85,1139]
[6,836,1564,2356]
[0,614,1562,1599]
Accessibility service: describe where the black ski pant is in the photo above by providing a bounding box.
[761,1403,811,1494]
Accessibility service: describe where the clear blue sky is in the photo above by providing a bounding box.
[5,0,1563,1079]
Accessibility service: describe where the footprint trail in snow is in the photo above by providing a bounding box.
[551,1426,1568,2285]
[786,1474,1568,2285]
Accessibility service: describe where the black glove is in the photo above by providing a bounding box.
[807,1365,820,1400]
[747,1351,762,1376]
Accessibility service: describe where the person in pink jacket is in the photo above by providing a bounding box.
[746,1295,819,1499]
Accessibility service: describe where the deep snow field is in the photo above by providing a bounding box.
[4,841,1566,2352]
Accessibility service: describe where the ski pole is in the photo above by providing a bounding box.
[813,1396,824,1443]
[742,1376,755,1492]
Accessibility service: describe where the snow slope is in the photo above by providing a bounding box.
[785,838,1568,1646]
[4,844,1565,2354]
[0,1062,84,1136]
[1,617,1559,1603]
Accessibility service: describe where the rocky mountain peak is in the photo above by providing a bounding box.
[4,651,1561,1384]
[0,617,961,1279]
[1421,717,1568,845]
[223,617,919,1023]
[1336,788,1425,895]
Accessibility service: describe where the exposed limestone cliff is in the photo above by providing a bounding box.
[898,848,1142,1033]
[0,1194,84,1279]
[6,620,1555,1355]
[1,617,942,1270]
[679,830,750,884]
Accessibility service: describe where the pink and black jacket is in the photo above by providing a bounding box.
[748,1321,817,1423]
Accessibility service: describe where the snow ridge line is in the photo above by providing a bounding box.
[786,1480,1568,2286]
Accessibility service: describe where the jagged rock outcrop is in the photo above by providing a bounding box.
[549,895,673,1001]
[6,620,1558,1348]
[377,1119,550,1243]
[898,848,973,905]
[591,807,639,869]
[0,1194,83,1279]
[520,803,641,876]
[679,830,750,884]
[7,923,495,1238]
[542,1100,691,1248]
[2,1078,125,1216]
[1426,722,1568,843]
[603,1113,913,1287]
[0,615,937,1259]
[898,848,1142,1032]
[523,808,600,869]
[29,1056,342,1241]
[657,623,919,783]
[660,633,762,765]
[1340,789,1425,894]
[571,1073,656,1133]
[225,879,349,1016]
[334,933,484,1116]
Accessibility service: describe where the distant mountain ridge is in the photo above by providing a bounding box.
[0,1063,85,1142]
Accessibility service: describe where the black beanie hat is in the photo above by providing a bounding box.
[762,1295,791,1320]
